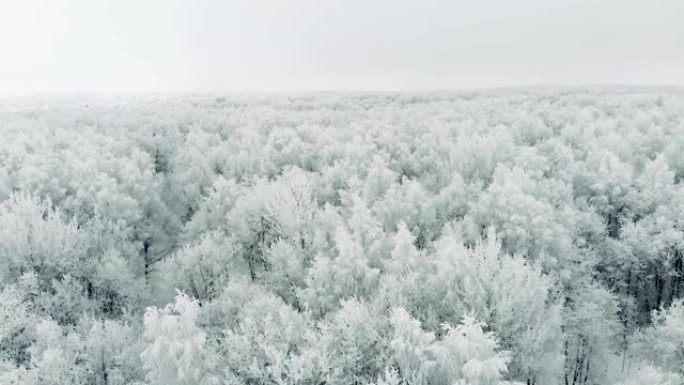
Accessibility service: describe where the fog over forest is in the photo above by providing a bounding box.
[1,89,684,385]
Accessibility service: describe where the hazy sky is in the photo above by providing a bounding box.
[1,0,683,94]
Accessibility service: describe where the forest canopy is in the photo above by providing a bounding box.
[1,89,684,385]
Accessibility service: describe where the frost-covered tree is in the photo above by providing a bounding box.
[81,317,144,385]
[387,307,519,385]
[155,232,244,304]
[221,290,323,385]
[613,364,683,385]
[628,299,684,375]
[141,292,214,385]
[317,299,386,385]
[0,286,35,365]
[299,225,380,317]
[0,194,86,285]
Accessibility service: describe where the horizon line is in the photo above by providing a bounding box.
[3,83,684,100]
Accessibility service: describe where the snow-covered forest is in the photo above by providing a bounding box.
[1,89,684,385]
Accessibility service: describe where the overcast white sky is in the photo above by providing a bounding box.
[1,0,683,94]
